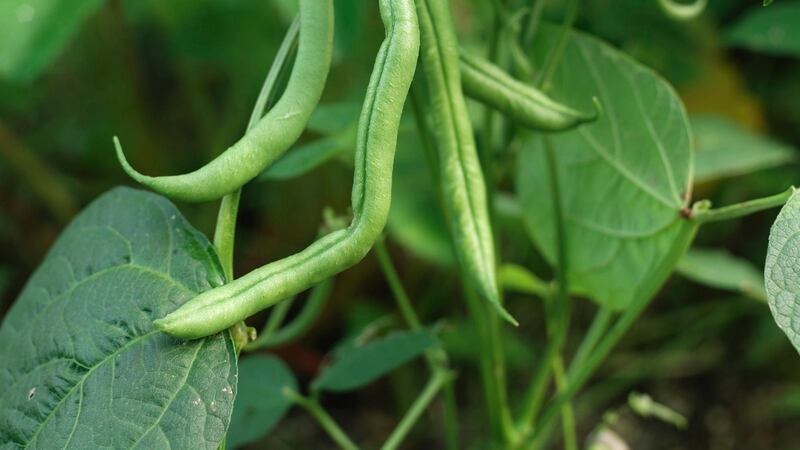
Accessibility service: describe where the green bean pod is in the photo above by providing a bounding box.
[459,51,597,131]
[414,0,516,325]
[115,0,333,203]
[154,0,420,339]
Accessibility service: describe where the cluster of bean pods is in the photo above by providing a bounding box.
[116,0,595,339]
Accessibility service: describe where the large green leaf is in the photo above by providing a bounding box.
[227,355,296,449]
[517,26,696,310]
[0,0,103,82]
[727,2,800,57]
[677,248,766,302]
[311,329,436,393]
[765,189,800,353]
[0,187,237,449]
[692,115,795,183]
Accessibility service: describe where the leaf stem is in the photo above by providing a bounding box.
[568,307,614,376]
[284,388,360,450]
[524,222,699,449]
[551,355,577,450]
[515,137,570,438]
[212,16,300,280]
[375,239,460,450]
[522,0,546,47]
[690,186,795,225]
[381,369,454,450]
[536,0,579,90]
[375,240,422,331]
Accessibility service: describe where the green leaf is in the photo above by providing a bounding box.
[0,187,237,449]
[517,26,696,310]
[227,355,296,449]
[260,134,352,181]
[0,0,103,82]
[388,123,455,268]
[676,248,766,301]
[692,115,795,183]
[311,329,436,393]
[306,101,362,135]
[765,189,800,353]
[727,2,800,57]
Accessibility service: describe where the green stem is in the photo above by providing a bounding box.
[375,240,422,330]
[522,0,546,48]
[442,382,460,450]
[515,137,570,438]
[214,190,240,282]
[525,221,699,450]
[463,289,506,442]
[690,186,795,225]
[551,356,577,450]
[212,16,300,281]
[381,370,453,450]
[536,0,579,89]
[245,280,331,351]
[375,238,460,449]
[516,335,556,432]
[284,388,360,450]
[568,307,614,377]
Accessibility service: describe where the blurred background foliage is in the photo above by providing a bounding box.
[2,0,800,448]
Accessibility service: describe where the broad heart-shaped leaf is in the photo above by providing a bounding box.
[517,26,696,310]
[311,329,436,393]
[726,2,800,57]
[765,189,800,353]
[0,0,103,82]
[0,187,237,449]
[692,115,795,183]
[226,355,296,449]
[677,248,766,302]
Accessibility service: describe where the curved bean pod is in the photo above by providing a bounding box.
[459,51,598,131]
[154,0,420,339]
[414,0,517,325]
[115,0,333,202]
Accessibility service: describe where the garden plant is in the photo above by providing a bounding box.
[2,0,800,448]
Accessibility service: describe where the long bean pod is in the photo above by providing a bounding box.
[154,0,420,339]
[459,51,597,131]
[115,0,333,202]
[414,0,516,325]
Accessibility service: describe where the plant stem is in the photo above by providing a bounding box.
[522,0,546,47]
[515,137,571,438]
[690,186,795,224]
[212,16,300,281]
[284,388,360,450]
[375,240,422,330]
[568,307,614,377]
[381,370,453,450]
[375,239,460,450]
[536,0,579,89]
[214,190,241,282]
[551,356,577,450]
[245,280,332,351]
[524,221,699,450]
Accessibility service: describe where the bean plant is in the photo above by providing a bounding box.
[1,0,799,449]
